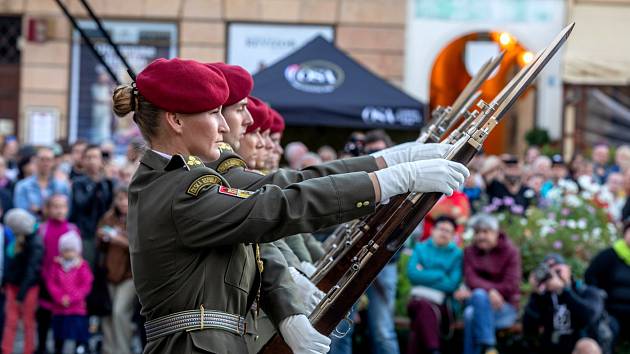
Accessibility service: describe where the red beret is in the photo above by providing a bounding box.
[136,58,228,114]
[209,63,254,107]
[246,96,270,134]
[269,108,285,134]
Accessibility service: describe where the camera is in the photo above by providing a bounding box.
[533,262,552,284]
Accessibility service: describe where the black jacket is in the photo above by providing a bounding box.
[523,282,605,354]
[585,247,630,319]
[3,232,43,301]
[70,175,113,240]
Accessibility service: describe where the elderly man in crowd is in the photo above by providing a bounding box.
[455,213,521,354]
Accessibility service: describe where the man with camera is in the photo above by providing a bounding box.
[523,254,614,354]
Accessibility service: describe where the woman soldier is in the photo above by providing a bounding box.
[113,58,468,354]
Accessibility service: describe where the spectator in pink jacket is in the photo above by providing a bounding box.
[455,213,521,354]
[45,231,93,354]
[37,194,80,354]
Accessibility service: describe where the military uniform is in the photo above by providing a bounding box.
[129,150,375,353]
[284,233,326,263]
[205,147,379,352]
[210,145,380,192]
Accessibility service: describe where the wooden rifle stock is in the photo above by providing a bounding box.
[259,140,480,354]
[310,131,442,291]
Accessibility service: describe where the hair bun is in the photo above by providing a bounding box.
[112,84,134,117]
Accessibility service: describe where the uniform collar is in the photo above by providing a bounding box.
[141,150,190,172]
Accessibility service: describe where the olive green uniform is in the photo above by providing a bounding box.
[284,233,326,263]
[129,150,375,354]
[205,148,379,353]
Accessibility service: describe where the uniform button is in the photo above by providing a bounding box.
[363,201,370,207]
[356,202,363,208]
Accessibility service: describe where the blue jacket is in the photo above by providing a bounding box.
[13,176,71,217]
[407,238,463,294]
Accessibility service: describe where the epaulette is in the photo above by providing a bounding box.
[217,142,234,153]
[185,155,204,169]
[166,154,205,171]
[245,168,267,176]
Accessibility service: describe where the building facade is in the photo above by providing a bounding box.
[0,0,407,144]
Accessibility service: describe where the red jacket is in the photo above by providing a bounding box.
[464,233,521,308]
[44,258,94,316]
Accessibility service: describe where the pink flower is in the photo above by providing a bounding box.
[511,205,524,215]
[553,240,563,250]
[561,208,570,216]
[503,196,515,206]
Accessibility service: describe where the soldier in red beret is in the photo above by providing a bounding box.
[268,107,286,171]
[116,57,468,354]
[256,105,275,172]
[235,96,268,168]
[209,63,254,151]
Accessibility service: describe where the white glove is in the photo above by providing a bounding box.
[371,142,452,167]
[288,267,325,314]
[374,159,470,202]
[279,314,331,354]
[300,261,317,278]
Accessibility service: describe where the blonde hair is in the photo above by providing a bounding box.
[112,84,161,143]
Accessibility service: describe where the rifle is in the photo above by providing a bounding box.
[310,52,504,291]
[260,23,574,354]
[417,52,504,144]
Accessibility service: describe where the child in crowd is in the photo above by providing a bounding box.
[37,194,80,354]
[1,208,42,354]
[46,231,93,354]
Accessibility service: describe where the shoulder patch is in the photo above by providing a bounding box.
[217,142,234,153]
[186,155,204,168]
[186,174,222,197]
[218,186,255,199]
[217,157,247,174]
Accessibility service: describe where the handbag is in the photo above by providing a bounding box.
[410,285,446,305]
[86,249,112,316]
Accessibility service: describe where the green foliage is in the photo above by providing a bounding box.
[488,180,618,279]
[396,251,412,317]
[524,127,551,148]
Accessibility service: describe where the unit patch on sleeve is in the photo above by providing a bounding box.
[186,174,222,197]
[218,186,255,199]
[217,157,247,174]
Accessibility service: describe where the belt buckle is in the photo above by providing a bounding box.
[241,319,247,336]
[185,305,205,333]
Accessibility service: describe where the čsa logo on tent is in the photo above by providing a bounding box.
[284,60,345,93]
[361,107,421,126]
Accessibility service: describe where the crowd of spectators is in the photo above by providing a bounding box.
[0,131,629,354]
[0,136,142,354]
[287,132,630,354]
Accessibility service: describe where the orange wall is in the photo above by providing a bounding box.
[429,33,528,155]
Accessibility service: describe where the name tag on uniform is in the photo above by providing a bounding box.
[218,186,255,199]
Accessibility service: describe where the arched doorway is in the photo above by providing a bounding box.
[429,31,536,155]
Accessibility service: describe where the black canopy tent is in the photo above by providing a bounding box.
[252,36,426,131]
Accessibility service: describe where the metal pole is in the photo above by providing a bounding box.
[78,0,136,79]
[53,0,121,85]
